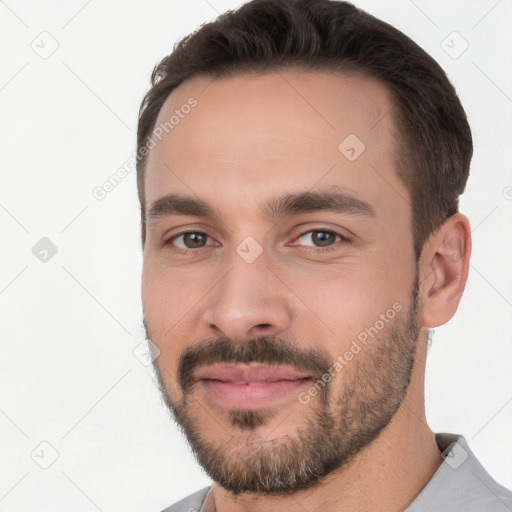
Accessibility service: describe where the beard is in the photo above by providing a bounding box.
[147,272,422,496]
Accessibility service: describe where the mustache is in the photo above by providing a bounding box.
[178,335,333,394]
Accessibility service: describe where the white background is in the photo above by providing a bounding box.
[0,0,511,510]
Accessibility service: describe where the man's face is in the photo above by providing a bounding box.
[141,70,422,494]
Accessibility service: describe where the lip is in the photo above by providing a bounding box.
[194,364,311,409]
[194,363,310,383]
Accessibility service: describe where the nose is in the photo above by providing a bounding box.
[201,251,295,342]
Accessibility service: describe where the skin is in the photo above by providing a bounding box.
[141,69,471,512]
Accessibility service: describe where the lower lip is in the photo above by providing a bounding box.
[199,378,310,409]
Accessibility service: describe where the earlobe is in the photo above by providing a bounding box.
[420,214,471,328]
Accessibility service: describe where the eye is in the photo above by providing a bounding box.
[163,228,347,254]
[165,231,216,251]
[294,229,346,252]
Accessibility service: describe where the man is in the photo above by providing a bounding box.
[137,1,512,511]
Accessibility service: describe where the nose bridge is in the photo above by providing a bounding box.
[202,243,293,341]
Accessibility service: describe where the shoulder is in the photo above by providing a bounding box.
[407,433,512,512]
[159,486,211,512]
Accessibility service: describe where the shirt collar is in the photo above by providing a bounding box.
[199,433,509,512]
[405,432,511,511]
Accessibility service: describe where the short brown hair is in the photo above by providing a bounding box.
[137,0,473,258]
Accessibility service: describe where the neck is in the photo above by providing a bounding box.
[211,336,443,512]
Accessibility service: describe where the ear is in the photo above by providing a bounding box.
[141,221,146,251]
[419,213,472,328]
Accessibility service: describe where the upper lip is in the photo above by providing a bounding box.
[194,364,310,383]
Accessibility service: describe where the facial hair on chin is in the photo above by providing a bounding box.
[148,274,422,496]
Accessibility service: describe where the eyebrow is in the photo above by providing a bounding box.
[145,188,376,225]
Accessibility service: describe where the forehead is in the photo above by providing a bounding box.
[144,69,406,225]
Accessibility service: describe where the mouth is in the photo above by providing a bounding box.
[193,364,311,409]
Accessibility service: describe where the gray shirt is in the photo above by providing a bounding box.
[161,433,512,511]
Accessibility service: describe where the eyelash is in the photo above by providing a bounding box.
[163,229,348,255]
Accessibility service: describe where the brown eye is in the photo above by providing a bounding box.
[167,231,212,249]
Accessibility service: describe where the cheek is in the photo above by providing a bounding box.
[141,263,196,364]
[300,273,374,338]
[283,261,409,352]
[142,257,204,312]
